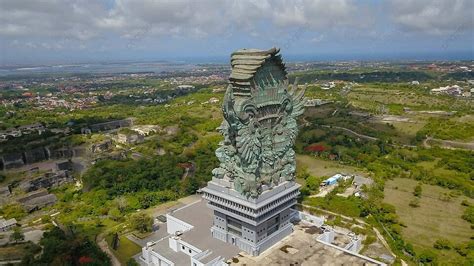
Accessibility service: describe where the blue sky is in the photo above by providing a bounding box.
[0,0,473,65]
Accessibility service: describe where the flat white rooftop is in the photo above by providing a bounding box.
[144,200,239,265]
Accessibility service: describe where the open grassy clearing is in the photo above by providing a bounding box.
[348,86,472,114]
[389,121,425,137]
[0,243,32,261]
[296,155,366,178]
[384,178,472,250]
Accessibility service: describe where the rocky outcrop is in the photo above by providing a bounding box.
[0,146,85,170]
[23,147,49,164]
[1,152,25,169]
[18,170,74,192]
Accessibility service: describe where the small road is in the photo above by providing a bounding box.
[0,260,22,265]
[423,137,474,150]
[97,233,121,266]
[321,125,379,141]
[373,227,397,259]
[299,203,368,225]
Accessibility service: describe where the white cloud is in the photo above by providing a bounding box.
[0,0,368,42]
[270,0,365,29]
[0,0,471,54]
[389,0,473,35]
[0,0,107,40]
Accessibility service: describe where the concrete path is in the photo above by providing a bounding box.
[97,233,121,266]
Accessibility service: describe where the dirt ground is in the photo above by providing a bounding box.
[232,225,379,266]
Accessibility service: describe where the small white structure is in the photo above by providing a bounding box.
[0,217,17,232]
[131,125,160,136]
[178,85,195,90]
[208,97,219,104]
[431,85,463,96]
[298,212,325,227]
[321,174,351,186]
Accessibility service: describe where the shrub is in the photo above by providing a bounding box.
[418,250,436,264]
[433,239,452,250]
[404,243,415,256]
[462,206,474,224]
[413,184,422,197]
[409,199,420,208]
[0,203,27,220]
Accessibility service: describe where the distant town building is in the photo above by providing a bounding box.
[321,81,336,90]
[431,85,463,96]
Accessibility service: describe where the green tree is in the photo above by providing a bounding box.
[108,207,122,222]
[10,227,24,243]
[130,213,153,233]
[306,175,320,192]
[36,227,110,265]
[116,196,128,213]
[418,250,436,264]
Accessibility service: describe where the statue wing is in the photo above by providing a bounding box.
[236,121,261,165]
[289,78,306,118]
[285,79,306,144]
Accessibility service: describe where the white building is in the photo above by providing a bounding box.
[141,200,240,266]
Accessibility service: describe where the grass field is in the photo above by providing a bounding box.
[0,243,30,261]
[390,121,425,137]
[109,235,142,265]
[296,154,366,177]
[384,178,472,262]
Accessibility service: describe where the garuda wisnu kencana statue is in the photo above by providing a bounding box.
[212,47,306,198]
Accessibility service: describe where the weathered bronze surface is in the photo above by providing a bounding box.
[212,48,306,198]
